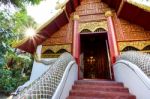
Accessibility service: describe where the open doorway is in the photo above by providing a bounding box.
[80,32,111,79]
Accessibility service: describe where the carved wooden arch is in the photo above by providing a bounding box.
[42,49,54,54]
[79,21,108,33]
[80,29,92,33]
[57,49,68,53]
[42,44,71,54]
[143,45,150,50]
[122,46,140,51]
[94,28,106,32]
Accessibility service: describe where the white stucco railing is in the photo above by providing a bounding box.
[114,51,150,99]
[52,61,78,99]
[13,52,76,99]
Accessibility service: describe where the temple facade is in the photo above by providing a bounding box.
[15,0,150,79]
[13,0,150,99]
[37,0,150,78]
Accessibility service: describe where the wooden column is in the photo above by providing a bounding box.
[105,11,119,64]
[73,15,80,79]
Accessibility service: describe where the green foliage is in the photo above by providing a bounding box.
[0,6,37,94]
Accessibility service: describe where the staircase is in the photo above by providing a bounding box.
[67,79,136,99]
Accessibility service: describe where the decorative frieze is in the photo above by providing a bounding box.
[41,44,72,58]
[79,21,108,32]
[118,40,150,51]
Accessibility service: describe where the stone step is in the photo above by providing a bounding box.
[75,80,124,86]
[68,80,136,99]
[69,90,135,99]
[67,95,136,99]
[83,79,113,81]
[72,85,129,93]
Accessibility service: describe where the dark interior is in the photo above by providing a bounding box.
[80,33,110,79]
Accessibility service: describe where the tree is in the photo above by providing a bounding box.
[0,2,39,94]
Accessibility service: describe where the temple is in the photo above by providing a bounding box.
[13,0,150,99]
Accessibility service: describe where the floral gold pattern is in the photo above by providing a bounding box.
[118,40,150,51]
[79,21,108,32]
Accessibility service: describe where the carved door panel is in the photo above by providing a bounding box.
[80,33,110,79]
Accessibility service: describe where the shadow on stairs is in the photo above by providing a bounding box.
[67,79,136,99]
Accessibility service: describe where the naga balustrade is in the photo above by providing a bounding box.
[13,52,74,99]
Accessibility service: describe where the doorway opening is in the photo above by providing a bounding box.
[80,32,111,79]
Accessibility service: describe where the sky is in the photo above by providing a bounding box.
[27,0,65,25]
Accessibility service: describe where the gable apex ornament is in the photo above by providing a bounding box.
[105,11,113,17]
[73,15,80,20]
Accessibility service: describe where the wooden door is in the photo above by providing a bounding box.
[80,33,110,79]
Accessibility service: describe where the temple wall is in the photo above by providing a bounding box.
[41,19,73,58]
[113,14,150,53]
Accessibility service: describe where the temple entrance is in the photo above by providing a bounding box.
[80,32,111,79]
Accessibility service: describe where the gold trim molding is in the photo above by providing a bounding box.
[118,40,150,51]
[42,44,71,54]
[79,21,108,33]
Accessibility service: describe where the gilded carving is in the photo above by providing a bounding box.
[79,21,108,32]
[118,41,150,51]
[117,19,150,41]
[79,14,106,22]
[42,44,71,54]
[73,0,112,26]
